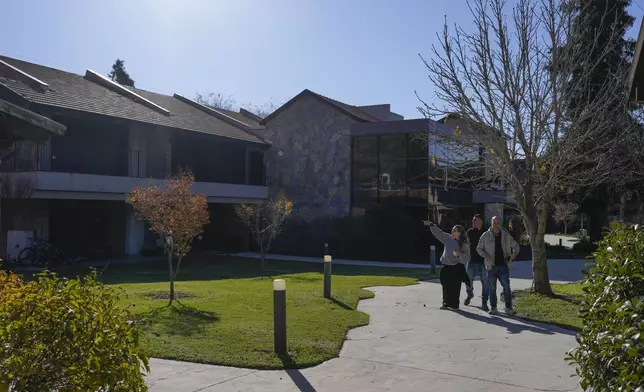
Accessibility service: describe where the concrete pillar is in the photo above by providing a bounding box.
[485,203,504,225]
[124,205,145,255]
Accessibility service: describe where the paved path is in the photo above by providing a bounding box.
[510,258,590,282]
[544,234,580,249]
[146,275,582,391]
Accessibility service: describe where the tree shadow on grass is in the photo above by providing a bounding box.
[137,301,219,338]
[329,297,353,310]
[279,354,317,391]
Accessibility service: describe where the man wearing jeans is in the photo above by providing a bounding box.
[477,216,520,315]
[464,214,488,310]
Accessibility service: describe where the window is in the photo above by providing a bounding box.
[378,159,406,190]
[352,136,377,162]
[408,137,428,159]
[407,159,429,185]
[378,134,406,161]
[352,160,377,185]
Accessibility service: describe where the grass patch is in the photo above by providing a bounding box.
[514,283,584,331]
[100,256,434,369]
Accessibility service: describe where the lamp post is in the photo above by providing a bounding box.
[324,243,332,299]
[273,279,287,354]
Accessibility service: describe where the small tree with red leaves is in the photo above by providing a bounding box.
[127,171,209,303]
[235,199,293,271]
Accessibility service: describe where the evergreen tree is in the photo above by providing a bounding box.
[565,0,635,239]
[108,59,135,87]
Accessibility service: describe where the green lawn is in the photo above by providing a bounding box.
[514,283,584,331]
[99,256,434,369]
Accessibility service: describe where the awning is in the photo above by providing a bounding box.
[0,99,66,149]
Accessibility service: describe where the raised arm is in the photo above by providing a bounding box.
[428,223,449,244]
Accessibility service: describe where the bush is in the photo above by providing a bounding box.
[0,270,149,391]
[567,223,644,391]
[571,240,598,255]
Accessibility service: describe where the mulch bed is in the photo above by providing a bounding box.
[147,292,195,300]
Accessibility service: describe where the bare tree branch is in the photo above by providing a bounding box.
[416,0,635,294]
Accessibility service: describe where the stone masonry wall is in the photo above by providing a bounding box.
[262,95,355,220]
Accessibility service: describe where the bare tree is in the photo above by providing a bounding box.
[235,199,293,271]
[417,0,633,294]
[242,102,279,119]
[195,92,236,111]
[553,201,577,235]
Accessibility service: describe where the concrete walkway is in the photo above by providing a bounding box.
[544,234,580,249]
[146,272,583,391]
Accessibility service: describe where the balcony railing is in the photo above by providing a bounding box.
[0,140,50,172]
[128,149,171,179]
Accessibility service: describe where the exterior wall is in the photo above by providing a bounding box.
[124,204,145,255]
[263,95,354,219]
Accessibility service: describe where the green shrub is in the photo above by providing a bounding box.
[0,270,149,391]
[567,224,644,391]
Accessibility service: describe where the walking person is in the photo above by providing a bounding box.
[477,216,520,315]
[428,222,471,310]
[464,214,489,311]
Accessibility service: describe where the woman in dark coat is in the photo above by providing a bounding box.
[428,223,471,309]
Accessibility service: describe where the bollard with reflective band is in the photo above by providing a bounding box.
[273,279,287,354]
[324,255,332,298]
[430,245,437,275]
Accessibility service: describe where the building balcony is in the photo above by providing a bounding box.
[10,171,268,203]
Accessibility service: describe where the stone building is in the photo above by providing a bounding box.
[259,90,493,229]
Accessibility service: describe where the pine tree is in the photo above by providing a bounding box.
[108,59,135,87]
[565,0,635,240]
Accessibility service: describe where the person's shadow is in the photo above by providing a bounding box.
[453,308,575,336]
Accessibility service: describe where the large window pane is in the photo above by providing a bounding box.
[379,134,406,161]
[378,159,406,190]
[352,160,377,185]
[352,136,377,162]
[407,184,429,206]
[408,137,428,159]
[351,186,378,205]
[408,159,429,185]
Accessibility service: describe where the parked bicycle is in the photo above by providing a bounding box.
[17,238,72,267]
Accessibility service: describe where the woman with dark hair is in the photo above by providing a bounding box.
[428,223,471,309]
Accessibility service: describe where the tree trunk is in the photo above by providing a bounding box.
[167,249,175,304]
[260,244,266,272]
[619,193,626,222]
[531,233,553,295]
[563,222,568,235]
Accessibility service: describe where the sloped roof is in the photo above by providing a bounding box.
[0,56,266,145]
[260,89,380,124]
[216,108,263,129]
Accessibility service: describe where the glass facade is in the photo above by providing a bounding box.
[350,134,479,228]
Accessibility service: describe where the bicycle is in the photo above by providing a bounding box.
[17,238,71,267]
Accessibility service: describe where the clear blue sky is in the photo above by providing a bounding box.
[2,0,644,119]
